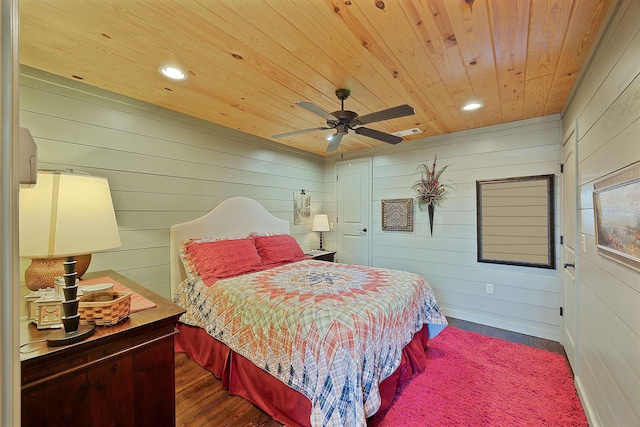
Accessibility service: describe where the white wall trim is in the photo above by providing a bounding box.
[575,375,601,427]
[0,0,21,425]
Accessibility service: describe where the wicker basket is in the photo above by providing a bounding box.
[79,291,131,326]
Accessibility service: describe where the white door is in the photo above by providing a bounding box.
[336,159,371,265]
[561,126,578,370]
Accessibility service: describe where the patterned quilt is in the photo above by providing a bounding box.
[174,259,447,427]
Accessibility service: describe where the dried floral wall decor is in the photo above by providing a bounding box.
[412,155,455,235]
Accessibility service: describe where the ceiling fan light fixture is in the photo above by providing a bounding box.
[159,65,187,81]
[462,102,482,111]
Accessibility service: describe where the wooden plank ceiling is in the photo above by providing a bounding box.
[19,0,611,156]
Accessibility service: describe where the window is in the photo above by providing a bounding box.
[476,174,555,269]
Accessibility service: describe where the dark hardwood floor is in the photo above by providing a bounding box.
[175,317,566,426]
[175,351,282,427]
[445,317,565,355]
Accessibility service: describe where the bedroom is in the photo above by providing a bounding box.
[2,1,639,426]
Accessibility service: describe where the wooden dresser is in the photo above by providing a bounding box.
[20,270,185,427]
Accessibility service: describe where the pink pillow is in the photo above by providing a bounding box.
[252,234,307,267]
[182,238,264,285]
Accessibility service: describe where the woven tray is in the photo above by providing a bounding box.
[79,291,131,326]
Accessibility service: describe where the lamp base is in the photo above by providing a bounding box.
[25,254,92,291]
[46,323,95,347]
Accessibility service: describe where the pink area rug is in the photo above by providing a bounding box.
[369,327,587,427]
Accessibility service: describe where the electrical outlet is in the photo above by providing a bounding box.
[485,283,494,294]
[581,234,586,252]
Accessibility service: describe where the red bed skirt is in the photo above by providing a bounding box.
[175,323,431,426]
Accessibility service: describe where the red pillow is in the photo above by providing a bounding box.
[252,234,307,267]
[184,238,264,284]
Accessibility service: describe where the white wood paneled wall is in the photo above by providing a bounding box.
[562,0,640,425]
[18,67,325,301]
[327,115,562,341]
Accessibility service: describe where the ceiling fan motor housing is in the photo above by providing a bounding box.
[330,110,358,126]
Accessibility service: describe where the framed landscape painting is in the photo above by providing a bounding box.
[593,162,640,272]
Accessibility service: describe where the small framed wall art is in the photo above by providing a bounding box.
[293,190,311,225]
[382,198,414,232]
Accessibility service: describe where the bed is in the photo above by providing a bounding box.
[170,197,447,427]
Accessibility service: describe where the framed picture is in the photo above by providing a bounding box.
[293,191,311,225]
[593,162,640,272]
[382,198,413,232]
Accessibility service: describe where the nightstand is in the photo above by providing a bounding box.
[20,270,185,427]
[305,250,337,262]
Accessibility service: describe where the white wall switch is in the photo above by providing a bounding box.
[486,283,494,294]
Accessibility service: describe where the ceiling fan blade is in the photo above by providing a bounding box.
[355,127,403,145]
[352,104,415,126]
[326,132,344,152]
[272,127,331,138]
[296,101,338,123]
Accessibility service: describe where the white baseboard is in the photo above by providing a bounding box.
[575,375,600,427]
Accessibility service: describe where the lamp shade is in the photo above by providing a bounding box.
[20,170,121,258]
[312,214,330,232]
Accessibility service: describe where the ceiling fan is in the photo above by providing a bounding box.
[273,89,415,152]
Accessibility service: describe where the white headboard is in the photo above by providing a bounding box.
[169,197,290,295]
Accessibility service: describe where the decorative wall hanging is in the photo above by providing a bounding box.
[476,174,555,269]
[412,155,454,235]
[382,198,414,232]
[593,162,640,272]
[293,190,311,225]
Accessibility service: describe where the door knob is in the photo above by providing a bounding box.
[358,228,367,233]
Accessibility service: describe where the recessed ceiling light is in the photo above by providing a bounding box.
[462,102,482,111]
[159,65,187,81]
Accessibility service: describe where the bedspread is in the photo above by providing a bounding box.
[174,259,447,427]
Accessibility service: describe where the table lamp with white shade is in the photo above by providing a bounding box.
[312,214,330,250]
[19,170,121,346]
